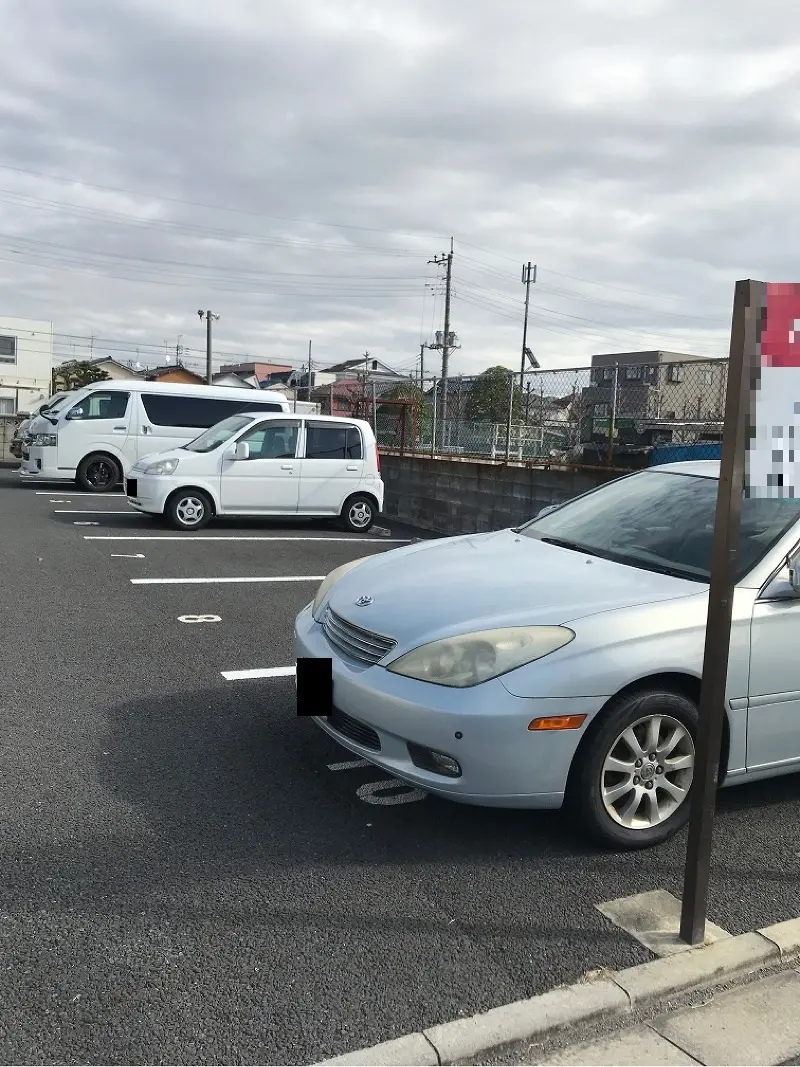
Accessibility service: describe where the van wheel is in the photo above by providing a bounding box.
[341,494,376,533]
[569,689,698,850]
[166,489,213,531]
[77,453,121,492]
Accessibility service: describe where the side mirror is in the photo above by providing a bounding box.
[789,550,800,594]
[233,441,250,461]
[66,407,84,420]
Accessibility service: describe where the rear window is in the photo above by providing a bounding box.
[141,394,283,428]
[305,423,363,460]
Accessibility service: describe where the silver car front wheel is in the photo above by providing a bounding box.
[570,689,699,849]
[601,714,695,830]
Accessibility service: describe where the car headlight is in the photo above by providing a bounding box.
[386,626,575,688]
[32,433,57,447]
[142,457,180,476]
[312,557,370,620]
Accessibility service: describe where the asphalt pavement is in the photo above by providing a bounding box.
[3,469,800,1065]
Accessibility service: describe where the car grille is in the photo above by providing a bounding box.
[322,607,396,666]
[328,707,381,751]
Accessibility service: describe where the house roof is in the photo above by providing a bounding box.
[324,357,404,376]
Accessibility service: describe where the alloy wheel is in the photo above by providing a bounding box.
[600,713,695,830]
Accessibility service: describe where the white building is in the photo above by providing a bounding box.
[0,316,54,415]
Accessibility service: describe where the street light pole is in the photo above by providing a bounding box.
[197,310,220,384]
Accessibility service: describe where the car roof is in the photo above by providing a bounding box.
[243,411,370,427]
[649,460,720,478]
[75,380,288,402]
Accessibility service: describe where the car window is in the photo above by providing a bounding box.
[70,391,129,420]
[239,422,299,459]
[305,423,362,460]
[521,470,800,583]
[141,394,284,428]
[184,415,255,452]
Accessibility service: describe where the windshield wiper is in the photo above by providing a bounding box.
[538,536,610,560]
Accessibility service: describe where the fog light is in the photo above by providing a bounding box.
[407,742,462,778]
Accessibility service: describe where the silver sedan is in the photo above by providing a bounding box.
[295,460,800,848]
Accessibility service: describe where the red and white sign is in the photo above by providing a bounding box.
[747,282,800,497]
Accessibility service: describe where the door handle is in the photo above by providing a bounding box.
[142,425,150,434]
[346,464,359,471]
[113,425,126,432]
[281,464,294,471]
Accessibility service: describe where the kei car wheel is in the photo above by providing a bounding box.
[166,489,213,531]
[77,453,122,492]
[341,494,376,533]
[571,689,698,850]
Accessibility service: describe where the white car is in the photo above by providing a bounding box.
[127,412,384,533]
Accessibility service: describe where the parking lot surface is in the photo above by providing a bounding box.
[3,468,800,1065]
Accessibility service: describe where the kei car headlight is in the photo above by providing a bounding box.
[142,457,180,476]
[386,626,575,688]
[312,557,370,619]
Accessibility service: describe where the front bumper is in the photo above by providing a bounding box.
[295,603,604,809]
[19,449,67,479]
[126,473,177,515]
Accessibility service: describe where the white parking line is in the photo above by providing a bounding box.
[55,509,140,514]
[83,535,412,542]
[221,666,296,680]
[131,575,324,585]
[36,491,124,497]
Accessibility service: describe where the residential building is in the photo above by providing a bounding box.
[81,357,142,380]
[0,316,54,414]
[219,361,294,381]
[581,350,728,445]
[325,357,407,383]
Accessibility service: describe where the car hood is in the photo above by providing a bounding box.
[327,528,704,650]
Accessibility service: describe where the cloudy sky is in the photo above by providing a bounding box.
[1,0,799,380]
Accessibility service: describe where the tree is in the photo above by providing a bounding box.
[465,366,523,423]
[52,361,111,392]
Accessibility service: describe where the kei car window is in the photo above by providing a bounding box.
[521,470,800,582]
[238,422,299,459]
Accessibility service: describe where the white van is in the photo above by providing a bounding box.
[20,381,291,491]
[126,412,384,532]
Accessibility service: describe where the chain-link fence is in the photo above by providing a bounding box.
[0,414,23,464]
[336,358,727,470]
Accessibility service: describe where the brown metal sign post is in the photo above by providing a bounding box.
[679,279,765,946]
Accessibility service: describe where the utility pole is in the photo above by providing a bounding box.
[419,342,426,386]
[307,340,313,401]
[197,310,219,384]
[429,239,454,435]
[519,262,537,393]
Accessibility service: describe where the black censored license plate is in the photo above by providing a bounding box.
[296,657,333,717]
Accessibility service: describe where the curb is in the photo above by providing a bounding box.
[314,917,800,1066]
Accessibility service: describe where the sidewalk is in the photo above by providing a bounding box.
[480,962,800,1065]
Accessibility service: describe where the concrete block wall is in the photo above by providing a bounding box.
[381,454,613,536]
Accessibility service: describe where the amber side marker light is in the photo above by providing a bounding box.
[528,714,587,732]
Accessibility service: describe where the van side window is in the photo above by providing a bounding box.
[239,422,299,459]
[141,395,283,428]
[71,392,130,420]
[305,423,362,460]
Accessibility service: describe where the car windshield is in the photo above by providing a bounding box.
[520,470,800,582]
[183,415,254,453]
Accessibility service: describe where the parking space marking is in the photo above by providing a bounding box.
[73,521,99,526]
[131,575,325,585]
[178,614,222,623]
[55,509,141,515]
[49,499,72,503]
[221,666,296,680]
[82,535,413,542]
[111,553,146,559]
[35,491,124,496]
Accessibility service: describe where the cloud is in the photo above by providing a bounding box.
[0,0,798,381]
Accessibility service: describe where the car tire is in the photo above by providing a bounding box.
[76,453,122,492]
[340,493,377,533]
[570,688,698,850]
[166,489,213,531]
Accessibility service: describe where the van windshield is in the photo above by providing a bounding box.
[183,415,253,453]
